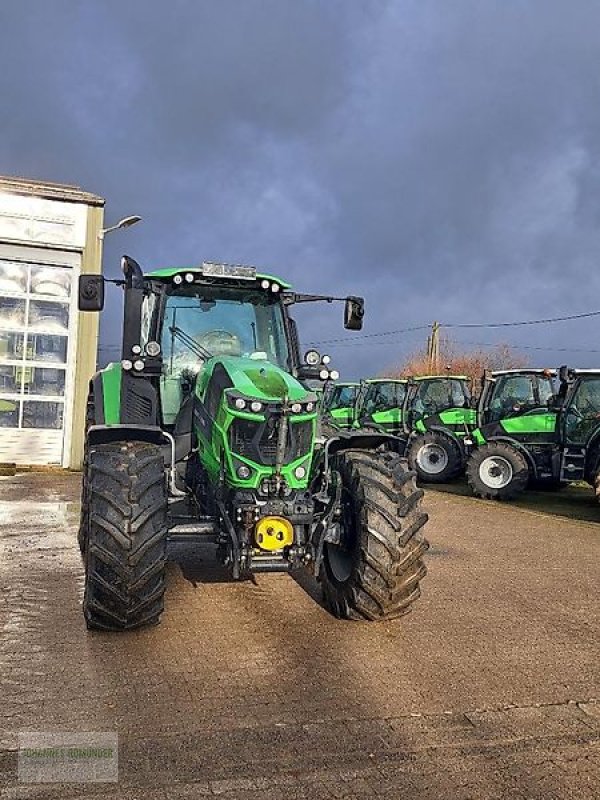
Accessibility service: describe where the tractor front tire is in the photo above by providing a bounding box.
[320,450,429,621]
[466,442,529,500]
[83,441,168,631]
[407,431,463,484]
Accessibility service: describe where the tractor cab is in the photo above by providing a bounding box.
[75,256,429,630]
[404,375,475,437]
[475,369,556,431]
[323,381,359,429]
[403,375,475,483]
[355,378,407,434]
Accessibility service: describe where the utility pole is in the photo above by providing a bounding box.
[427,321,440,373]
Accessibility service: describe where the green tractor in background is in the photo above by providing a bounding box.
[322,381,359,429]
[354,378,407,435]
[403,375,476,483]
[466,367,600,501]
[77,257,429,630]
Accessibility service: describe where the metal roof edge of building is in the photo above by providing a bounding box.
[0,175,105,206]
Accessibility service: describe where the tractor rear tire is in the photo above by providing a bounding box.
[320,450,429,621]
[466,442,529,500]
[83,441,168,631]
[407,431,463,484]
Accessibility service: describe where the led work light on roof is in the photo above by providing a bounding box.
[122,359,133,371]
[261,279,270,290]
[173,274,183,285]
[185,273,194,283]
[270,283,280,292]
[131,344,142,355]
[319,369,329,380]
[201,262,256,280]
[330,370,340,381]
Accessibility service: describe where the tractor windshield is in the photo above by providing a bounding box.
[326,384,358,410]
[488,374,554,422]
[362,382,405,414]
[413,379,469,417]
[160,286,290,424]
[161,286,290,372]
[565,377,600,444]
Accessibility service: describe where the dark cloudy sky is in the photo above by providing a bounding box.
[2,0,600,379]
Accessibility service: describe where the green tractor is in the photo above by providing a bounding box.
[465,367,600,500]
[403,375,476,483]
[322,381,359,429]
[77,257,429,630]
[354,378,407,436]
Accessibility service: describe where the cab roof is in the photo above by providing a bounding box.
[147,263,291,289]
[491,369,555,377]
[363,377,407,384]
[411,374,469,382]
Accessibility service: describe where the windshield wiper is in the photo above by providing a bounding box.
[168,325,213,362]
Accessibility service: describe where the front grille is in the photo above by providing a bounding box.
[229,416,313,466]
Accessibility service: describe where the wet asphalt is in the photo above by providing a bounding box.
[0,472,598,799]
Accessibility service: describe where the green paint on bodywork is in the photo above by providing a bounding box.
[194,355,316,490]
[100,363,122,424]
[472,428,486,446]
[415,419,426,433]
[330,407,354,427]
[372,408,403,424]
[500,413,557,435]
[438,408,477,426]
[147,266,291,288]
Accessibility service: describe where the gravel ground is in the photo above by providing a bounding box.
[0,472,598,799]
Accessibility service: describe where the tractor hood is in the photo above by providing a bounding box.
[213,356,312,403]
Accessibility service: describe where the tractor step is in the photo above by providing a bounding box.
[250,556,291,573]
[560,448,586,481]
[168,520,217,541]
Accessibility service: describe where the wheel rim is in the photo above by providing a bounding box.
[479,455,513,489]
[416,443,449,475]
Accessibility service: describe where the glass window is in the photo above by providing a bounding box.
[489,374,553,421]
[0,332,25,362]
[30,266,71,298]
[22,401,64,430]
[28,334,68,364]
[0,365,21,394]
[0,398,19,428]
[0,298,26,330]
[327,385,358,410]
[28,300,69,334]
[0,261,27,295]
[414,379,468,415]
[162,287,290,374]
[24,368,65,397]
[566,378,600,444]
[364,382,405,413]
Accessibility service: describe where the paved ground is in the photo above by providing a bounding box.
[0,473,598,799]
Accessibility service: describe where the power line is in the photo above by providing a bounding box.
[307,308,600,345]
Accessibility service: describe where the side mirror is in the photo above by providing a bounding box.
[558,365,569,383]
[78,274,105,311]
[121,255,144,289]
[344,296,364,330]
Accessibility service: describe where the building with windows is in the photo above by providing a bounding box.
[0,176,104,469]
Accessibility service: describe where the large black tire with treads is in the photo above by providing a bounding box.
[466,441,529,500]
[407,431,464,483]
[83,441,168,631]
[320,450,429,621]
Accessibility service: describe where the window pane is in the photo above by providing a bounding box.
[28,301,69,334]
[27,334,68,364]
[0,365,21,393]
[23,368,65,397]
[0,298,26,330]
[30,266,71,298]
[0,261,27,295]
[0,398,19,428]
[0,332,25,362]
[21,401,64,429]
